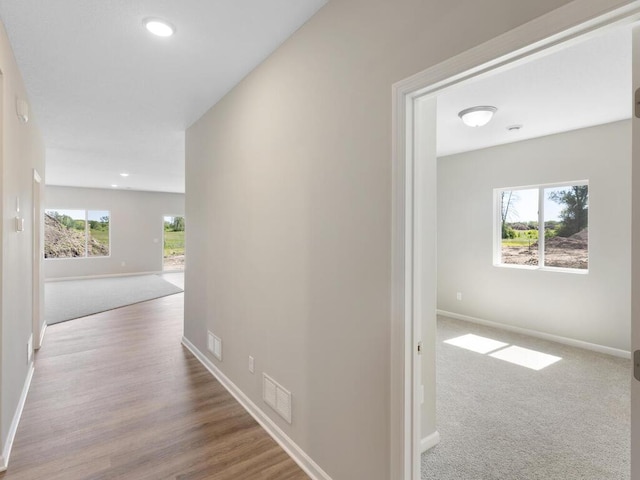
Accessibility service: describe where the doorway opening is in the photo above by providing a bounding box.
[163,215,185,272]
[391,3,640,479]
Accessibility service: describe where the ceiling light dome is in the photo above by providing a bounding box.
[144,18,175,37]
[458,106,497,127]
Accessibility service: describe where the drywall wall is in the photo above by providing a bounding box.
[0,19,45,464]
[44,186,184,279]
[438,120,631,352]
[183,0,583,478]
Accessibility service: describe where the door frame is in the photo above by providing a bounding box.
[32,168,44,349]
[390,1,640,478]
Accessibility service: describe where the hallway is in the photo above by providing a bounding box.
[0,293,307,479]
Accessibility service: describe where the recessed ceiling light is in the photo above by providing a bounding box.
[458,106,497,127]
[120,172,130,177]
[144,18,175,37]
[111,184,118,188]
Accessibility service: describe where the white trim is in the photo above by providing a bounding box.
[181,337,333,480]
[45,271,162,282]
[420,431,440,453]
[1,363,35,472]
[391,1,640,478]
[437,310,631,359]
[33,168,44,350]
[38,321,47,348]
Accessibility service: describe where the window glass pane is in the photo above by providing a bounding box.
[543,185,588,269]
[163,216,185,271]
[500,189,539,266]
[44,209,87,258]
[88,210,110,257]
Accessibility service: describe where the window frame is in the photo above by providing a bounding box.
[493,180,589,274]
[44,208,111,260]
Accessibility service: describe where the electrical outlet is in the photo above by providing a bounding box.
[248,356,255,374]
[456,292,462,301]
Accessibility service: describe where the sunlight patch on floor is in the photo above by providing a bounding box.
[489,345,562,370]
[443,334,562,370]
[443,334,508,354]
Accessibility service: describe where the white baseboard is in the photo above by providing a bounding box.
[1,363,35,472]
[38,321,47,349]
[421,431,440,453]
[45,271,162,283]
[181,337,332,480]
[437,310,631,359]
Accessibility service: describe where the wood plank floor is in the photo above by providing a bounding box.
[0,290,308,480]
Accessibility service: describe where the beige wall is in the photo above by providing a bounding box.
[0,19,45,459]
[44,186,184,279]
[438,120,631,352]
[184,0,581,478]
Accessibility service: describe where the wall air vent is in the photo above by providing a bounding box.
[263,373,292,424]
[207,331,222,361]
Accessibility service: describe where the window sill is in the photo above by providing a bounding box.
[493,263,588,275]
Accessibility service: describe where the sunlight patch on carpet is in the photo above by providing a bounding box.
[443,334,508,354]
[489,345,562,370]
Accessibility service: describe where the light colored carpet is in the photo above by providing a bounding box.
[45,274,183,325]
[422,316,630,480]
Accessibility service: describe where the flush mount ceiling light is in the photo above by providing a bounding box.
[111,184,118,188]
[144,18,175,37]
[120,172,130,177]
[458,106,497,127]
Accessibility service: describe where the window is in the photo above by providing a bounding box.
[496,182,588,271]
[45,209,110,258]
[163,215,185,271]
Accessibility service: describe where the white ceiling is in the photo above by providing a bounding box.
[0,4,631,191]
[437,24,631,157]
[0,0,327,193]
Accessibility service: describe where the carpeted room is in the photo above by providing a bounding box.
[422,23,633,478]
[422,315,630,479]
[45,274,183,325]
[428,124,631,477]
[43,186,186,324]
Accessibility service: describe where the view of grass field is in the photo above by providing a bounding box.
[89,224,109,256]
[163,230,185,257]
[164,216,185,271]
[502,230,538,247]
